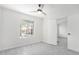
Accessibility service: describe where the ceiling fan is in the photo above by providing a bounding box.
[31,4,46,15]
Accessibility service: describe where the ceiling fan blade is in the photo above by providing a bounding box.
[41,11,47,15]
[30,11,38,12]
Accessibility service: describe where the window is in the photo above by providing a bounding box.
[20,20,34,38]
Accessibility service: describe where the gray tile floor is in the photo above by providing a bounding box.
[0,42,79,55]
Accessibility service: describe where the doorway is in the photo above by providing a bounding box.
[57,17,67,48]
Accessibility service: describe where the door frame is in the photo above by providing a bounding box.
[56,16,68,48]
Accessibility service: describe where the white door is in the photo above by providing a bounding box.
[68,14,79,52]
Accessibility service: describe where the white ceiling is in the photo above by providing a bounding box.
[1,4,79,19]
[0,4,47,17]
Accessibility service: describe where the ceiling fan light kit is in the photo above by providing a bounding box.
[30,4,46,15]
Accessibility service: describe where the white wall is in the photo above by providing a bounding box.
[0,7,3,48]
[43,4,79,45]
[0,7,43,51]
[43,17,57,45]
[68,14,79,52]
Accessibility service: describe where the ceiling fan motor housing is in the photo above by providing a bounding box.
[37,9,42,11]
[38,4,41,7]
